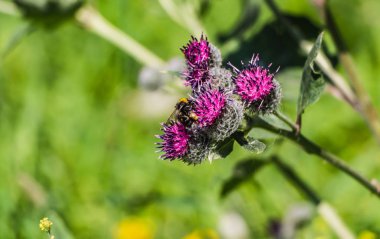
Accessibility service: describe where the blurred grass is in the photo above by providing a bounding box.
[0,0,380,238]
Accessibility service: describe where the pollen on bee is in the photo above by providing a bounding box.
[190,112,198,121]
[179,98,189,103]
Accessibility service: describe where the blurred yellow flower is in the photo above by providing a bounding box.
[182,229,219,239]
[39,217,53,232]
[359,230,377,239]
[115,218,154,239]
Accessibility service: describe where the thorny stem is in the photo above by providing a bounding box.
[247,116,380,198]
[272,156,355,239]
[264,0,380,144]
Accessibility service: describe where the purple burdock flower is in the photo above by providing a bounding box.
[231,55,275,105]
[181,35,211,68]
[157,122,190,160]
[181,35,212,90]
[193,89,227,128]
[184,68,209,89]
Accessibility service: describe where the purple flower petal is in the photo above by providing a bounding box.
[183,68,209,89]
[157,122,190,160]
[181,35,211,68]
[233,55,275,104]
[193,89,227,127]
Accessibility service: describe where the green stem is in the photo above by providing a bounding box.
[317,202,355,239]
[158,0,205,36]
[75,5,165,69]
[272,156,355,239]
[265,0,380,144]
[324,5,380,144]
[272,156,320,204]
[0,2,166,69]
[263,0,357,114]
[274,110,297,131]
[0,0,20,16]
[248,116,380,198]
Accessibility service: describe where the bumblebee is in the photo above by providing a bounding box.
[167,98,198,126]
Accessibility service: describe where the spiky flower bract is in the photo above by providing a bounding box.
[232,55,275,105]
[193,89,227,128]
[184,68,209,90]
[156,35,282,165]
[206,98,244,141]
[250,79,282,114]
[183,131,211,165]
[181,35,225,91]
[208,67,234,91]
[157,122,190,160]
[181,35,211,69]
[209,43,222,67]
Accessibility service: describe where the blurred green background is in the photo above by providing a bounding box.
[0,0,380,238]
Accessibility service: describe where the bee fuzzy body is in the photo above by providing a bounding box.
[167,98,198,127]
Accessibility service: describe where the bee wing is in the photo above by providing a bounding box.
[165,109,179,124]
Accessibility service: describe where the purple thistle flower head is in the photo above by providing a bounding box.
[232,55,275,105]
[193,89,227,127]
[157,122,190,160]
[181,35,211,68]
[184,68,209,90]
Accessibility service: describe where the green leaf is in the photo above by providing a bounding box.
[233,131,266,154]
[248,128,279,140]
[208,138,234,161]
[221,159,268,197]
[14,0,82,11]
[296,32,326,132]
[13,0,83,27]
[241,136,266,153]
